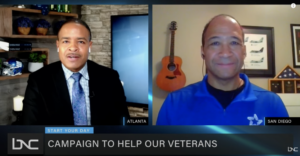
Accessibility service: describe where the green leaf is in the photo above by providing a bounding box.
[29,52,47,62]
[41,54,46,59]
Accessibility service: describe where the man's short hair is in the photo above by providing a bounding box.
[201,14,244,46]
[57,18,92,41]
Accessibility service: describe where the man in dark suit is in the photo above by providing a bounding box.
[22,18,129,125]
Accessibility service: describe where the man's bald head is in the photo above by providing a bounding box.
[201,14,244,46]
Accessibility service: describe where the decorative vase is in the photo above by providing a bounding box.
[36,27,48,35]
[17,27,30,35]
[28,62,43,72]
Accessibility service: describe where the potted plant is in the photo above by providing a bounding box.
[28,53,47,72]
[36,19,51,35]
[16,17,33,35]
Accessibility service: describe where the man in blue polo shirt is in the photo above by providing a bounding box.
[156,14,289,125]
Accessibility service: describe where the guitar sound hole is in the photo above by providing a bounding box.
[166,76,176,79]
[168,63,176,71]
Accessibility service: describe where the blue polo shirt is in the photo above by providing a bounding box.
[156,74,289,125]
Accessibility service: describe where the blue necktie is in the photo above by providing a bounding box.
[71,73,87,125]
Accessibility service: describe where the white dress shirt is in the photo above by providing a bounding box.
[61,63,91,125]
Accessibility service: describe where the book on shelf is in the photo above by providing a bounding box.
[0,41,32,47]
[0,47,32,51]
[0,40,32,51]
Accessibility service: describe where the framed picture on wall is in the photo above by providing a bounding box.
[241,26,275,77]
[290,24,300,68]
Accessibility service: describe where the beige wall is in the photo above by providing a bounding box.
[152,5,300,125]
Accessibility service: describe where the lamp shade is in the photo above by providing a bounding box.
[13,95,24,111]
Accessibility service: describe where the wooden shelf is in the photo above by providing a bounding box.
[0,34,57,39]
[0,48,49,53]
[0,7,68,81]
[0,73,30,81]
[270,78,300,80]
[0,48,49,81]
[10,7,78,18]
[0,7,78,38]
[0,47,49,67]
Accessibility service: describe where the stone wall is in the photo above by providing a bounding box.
[81,5,148,68]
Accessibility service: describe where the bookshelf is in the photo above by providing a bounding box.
[10,7,78,17]
[0,48,49,81]
[0,7,78,38]
[3,35,57,39]
[0,7,78,80]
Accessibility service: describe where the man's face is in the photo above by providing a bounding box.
[56,22,92,72]
[201,16,246,80]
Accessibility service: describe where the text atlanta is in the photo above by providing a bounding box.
[127,119,147,124]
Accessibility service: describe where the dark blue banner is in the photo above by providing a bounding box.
[1,126,300,156]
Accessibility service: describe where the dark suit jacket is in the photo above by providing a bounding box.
[22,60,129,125]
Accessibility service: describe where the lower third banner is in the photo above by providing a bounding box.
[40,134,294,155]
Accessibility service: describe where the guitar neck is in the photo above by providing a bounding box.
[170,31,175,63]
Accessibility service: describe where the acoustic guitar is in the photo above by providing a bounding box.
[156,21,186,92]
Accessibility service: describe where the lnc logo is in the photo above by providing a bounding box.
[8,133,43,155]
[288,147,298,152]
[12,138,39,150]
